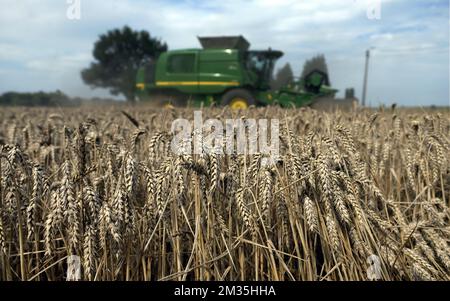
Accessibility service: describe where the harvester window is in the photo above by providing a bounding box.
[167,54,195,73]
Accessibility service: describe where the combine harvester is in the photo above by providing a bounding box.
[136,36,357,109]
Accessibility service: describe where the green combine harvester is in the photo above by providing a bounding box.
[136,36,355,109]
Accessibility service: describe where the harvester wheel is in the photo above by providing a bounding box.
[222,89,255,109]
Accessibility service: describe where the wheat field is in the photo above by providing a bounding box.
[0,105,449,281]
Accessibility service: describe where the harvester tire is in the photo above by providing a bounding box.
[222,89,255,109]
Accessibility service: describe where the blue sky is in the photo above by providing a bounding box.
[0,0,448,106]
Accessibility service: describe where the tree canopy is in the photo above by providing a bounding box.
[271,63,294,90]
[81,26,168,101]
[0,91,75,106]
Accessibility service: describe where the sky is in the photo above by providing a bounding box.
[0,0,449,106]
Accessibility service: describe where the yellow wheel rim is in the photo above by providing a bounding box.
[230,98,248,110]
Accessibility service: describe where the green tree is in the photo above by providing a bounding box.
[0,90,73,106]
[271,63,294,90]
[81,26,168,101]
[300,54,330,85]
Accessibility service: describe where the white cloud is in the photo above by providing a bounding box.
[0,43,29,61]
[25,53,91,73]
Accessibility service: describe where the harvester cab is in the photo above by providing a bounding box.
[245,50,283,90]
[136,35,353,109]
